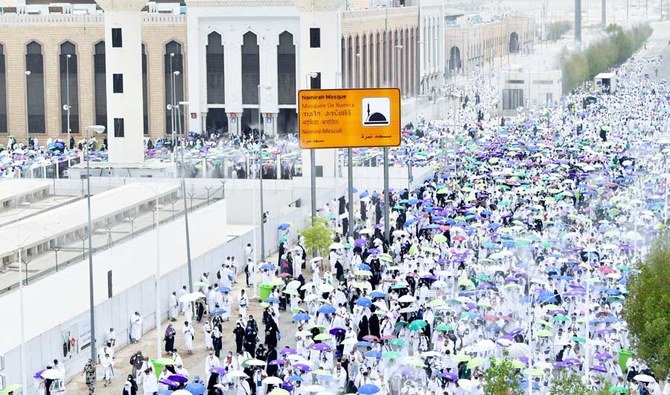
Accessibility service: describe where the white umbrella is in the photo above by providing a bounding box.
[287,280,301,289]
[310,257,323,263]
[40,369,64,380]
[262,376,284,385]
[634,374,655,383]
[341,337,358,345]
[244,359,266,366]
[329,243,343,250]
[398,295,416,303]
[359,228,374,235]
[457,379,474,393]
[393,230,409,237]
[172,391,194,395]
[508,343,531,358]
[179,292,206,303]
[228,370,249,378]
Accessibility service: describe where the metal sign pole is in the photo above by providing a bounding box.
[348,148,354,237]
[310,149,317,224]
[383,147,390,241]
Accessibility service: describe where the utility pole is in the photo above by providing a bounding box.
[575,0,582,44]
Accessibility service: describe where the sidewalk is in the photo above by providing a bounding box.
[67,253,298,394]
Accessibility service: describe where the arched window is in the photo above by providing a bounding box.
[26,41,45,134]
[277,31,295,105]
[164,41,184,135]
[0,44,6,133]
[94,41,107,129]
[277,31,296,135]
[241,32,259,105]
[206,32,225,105]
[60,41,79,135]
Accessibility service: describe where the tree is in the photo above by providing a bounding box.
[483,353,521,395]
[300,217,333,257]
[547,21,571,41]
[549,371,590,395]
[623,236,670,380]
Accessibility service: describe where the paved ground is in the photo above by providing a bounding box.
[67,253,298,394]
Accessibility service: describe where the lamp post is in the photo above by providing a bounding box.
[144,184,163,359]
[65,54,72,150]
[177,101,194,293]
[304,74,318,224]
[84,124,105,367]
[169,53,176,150]
[24,71,31,145]
[396,45,403,91]
[250,144,266,261]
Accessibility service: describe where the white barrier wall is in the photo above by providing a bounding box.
[0,199,255,392]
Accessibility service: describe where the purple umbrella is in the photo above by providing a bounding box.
[329,327,346,336]
[159,378,178,387]
[168,374,188,383]
[590,365,607,373]
[33,370,45,379]
[210,366,227,375]
[313,343,331,351]
[564,358,581,365]
[280,348,297,356]
[442,372,458,380]
[293,363,311,372]
[269,359,286,365]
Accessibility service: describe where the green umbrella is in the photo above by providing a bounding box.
[573,336,586,344]
[553,315,569,322]
[523,368,543,376]
[150,358,175,378]
[467,357,486,369]
[537,329,553,337]
[408,320,427,331]
[428,299,446,308]
[434,234,448,243]
[388,338,406,347]
[435,323,453,331]
[609,386,628,394]
[391,283,408,290]
[382,351,402,359]
[1,384,21,395]
[452,354,471,363]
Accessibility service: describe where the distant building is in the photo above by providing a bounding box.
[0,0,535,141]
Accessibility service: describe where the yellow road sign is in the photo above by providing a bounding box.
[298,88,401,149]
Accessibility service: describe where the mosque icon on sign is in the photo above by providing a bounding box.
[362,97,391,126]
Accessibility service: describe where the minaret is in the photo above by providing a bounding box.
[96,0,146,163]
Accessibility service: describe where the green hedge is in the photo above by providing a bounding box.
[561,23,653,93]
[547,21,571,41]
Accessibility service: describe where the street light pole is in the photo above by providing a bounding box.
[24,71,31,145]
[18,246,26,395]
[179,147,194,293]
[66,54,71,150]
[85,125,105,368]
[170,53,176,152]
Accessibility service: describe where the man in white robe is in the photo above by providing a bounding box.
[130,312,143,343]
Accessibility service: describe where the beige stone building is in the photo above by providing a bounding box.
[0,1,535,141]
[0,10,186,141]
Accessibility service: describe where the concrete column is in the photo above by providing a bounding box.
[260,32,279,135]
[43,43,60,136]
[97,0,146,163]
[343,35,349,88]
[223,34,243,117]
[227,112,241,136]
[186,11,202,134]
[6,41,27,134]
[371,32,377,87]
[78,41,96,132]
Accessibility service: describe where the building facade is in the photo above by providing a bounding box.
[0,0,535,142]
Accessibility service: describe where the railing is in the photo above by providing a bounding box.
[0,181,225,295]
[0,13,104,24]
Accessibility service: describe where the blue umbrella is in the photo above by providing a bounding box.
[185,383,206,395]
[369,291,386,298]
[358,383,381,394]
[356,340,372,347]
[277,223,292,231]
[217,286,231,293]
[293,312,310,321]
[265,296,280,303]
[210,308,226,316]
[261,263,276,271]
[365,350,382,358]
[288,375,303,382]
[356,297,372,307]
[318,305,337,314]
[358,263,372,270]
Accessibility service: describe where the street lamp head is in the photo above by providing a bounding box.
[170,52,175,57]
[166,104,173,110]
[62,105,70,111]
[178,101,190,106]
[25,71,31,76]
[174,71,181,76]
[66,54,72,59]
[308,72,319,78]
[89,125,106,134]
